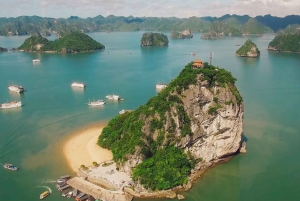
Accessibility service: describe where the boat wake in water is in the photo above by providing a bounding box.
[37,186,52,193]
[41,179,56,184]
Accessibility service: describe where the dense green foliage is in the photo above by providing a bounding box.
[133,147,192,190]
[141,32,169,46]
[18,32,105,52]
[2,14,298,36]
[236,39,260,56]
[277,24,300,35]
[98,62,242,190]
[241,18,272,34]
[18,36,49,51]
[0,47,8,52]
[268,33,300,52]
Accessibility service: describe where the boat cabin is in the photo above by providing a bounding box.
[60,175,71,179]
[58,184,70,191]
[192,59,204,69]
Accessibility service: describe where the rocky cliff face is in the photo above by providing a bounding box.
[179,79,243,161]
[119,76,244,177]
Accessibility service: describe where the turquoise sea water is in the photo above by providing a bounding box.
[0,32,300,201]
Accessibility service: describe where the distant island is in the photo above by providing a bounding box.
[171,29,193,39]
[268,33,300,52]
[201,31,223,39]
[18,32,105,53]
[141,32,168,46]
[0,14,299,37]
[98,61,244,196]
[236,39,260,57]
[0,47,7,52]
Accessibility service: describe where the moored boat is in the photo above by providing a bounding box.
[88,100,105,106]
[32,59,41,62]
[8,85,24,93]
[0,101,22,109]
[106,94,120,100]
[119,109,133,115]
[155,83,167,89]
[3,163,18,171]
[40,191,50,199]
[190,51,196,55]
[71,82,86,88]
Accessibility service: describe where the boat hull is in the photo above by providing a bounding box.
[8,85,24,93]
[0,101,22,109]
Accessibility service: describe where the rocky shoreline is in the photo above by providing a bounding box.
[121,154,236,199]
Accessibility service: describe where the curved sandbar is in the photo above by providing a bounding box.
[63,124,113,172]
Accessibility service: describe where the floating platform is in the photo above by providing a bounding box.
[67,177,133,201]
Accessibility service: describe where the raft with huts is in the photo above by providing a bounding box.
[56,174,133,201]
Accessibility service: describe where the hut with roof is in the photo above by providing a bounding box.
[192,59,204,69]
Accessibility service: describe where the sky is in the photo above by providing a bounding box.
[0,0,299,18]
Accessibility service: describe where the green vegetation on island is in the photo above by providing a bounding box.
[0,47,8,52]
[141,32,168,46]
[268,33,300,52]
[18,32,105,53]
[98,62,242,190]
[236,39,260,57]
[201,18,272,38]
[2,14,298,37]
[171,29,193,39]
[277,24,300,35]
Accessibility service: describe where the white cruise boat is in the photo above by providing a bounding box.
[71,82,86,88]
[0,101,22,109]
[8,85,24,93]
[88,100,105,106]
[155,83,167,89]
[119,109,133,114]
[32,59,41,62]
[106,94,120,100]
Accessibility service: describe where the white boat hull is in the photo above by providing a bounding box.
[71,82,85,88]
[8,85,24,93]
[155,84,167,89]
[106,94,120,100]
[0,101,22,109]
[88,100,105,106]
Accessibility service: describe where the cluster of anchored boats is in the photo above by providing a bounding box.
[0,82,126,109]
[0,85,24,109]
[56,175,95,201]
[2,81,167,113]
[71,82,125,106]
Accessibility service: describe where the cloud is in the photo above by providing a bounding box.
[0,0,299,18]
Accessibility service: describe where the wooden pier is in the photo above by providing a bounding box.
[67,177,133,201]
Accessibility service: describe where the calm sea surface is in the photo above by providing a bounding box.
[0,32,300,201]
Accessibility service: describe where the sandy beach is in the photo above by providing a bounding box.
[64,125,113,172]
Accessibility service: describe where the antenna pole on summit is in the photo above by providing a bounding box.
[209,52,213,65]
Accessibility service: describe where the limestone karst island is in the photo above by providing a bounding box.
[235,39,260,58]
[268,33,300,52]
[141,32,169,46]
[171,29,193,39]
[18,32,105,53]
[63,60,244,201]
